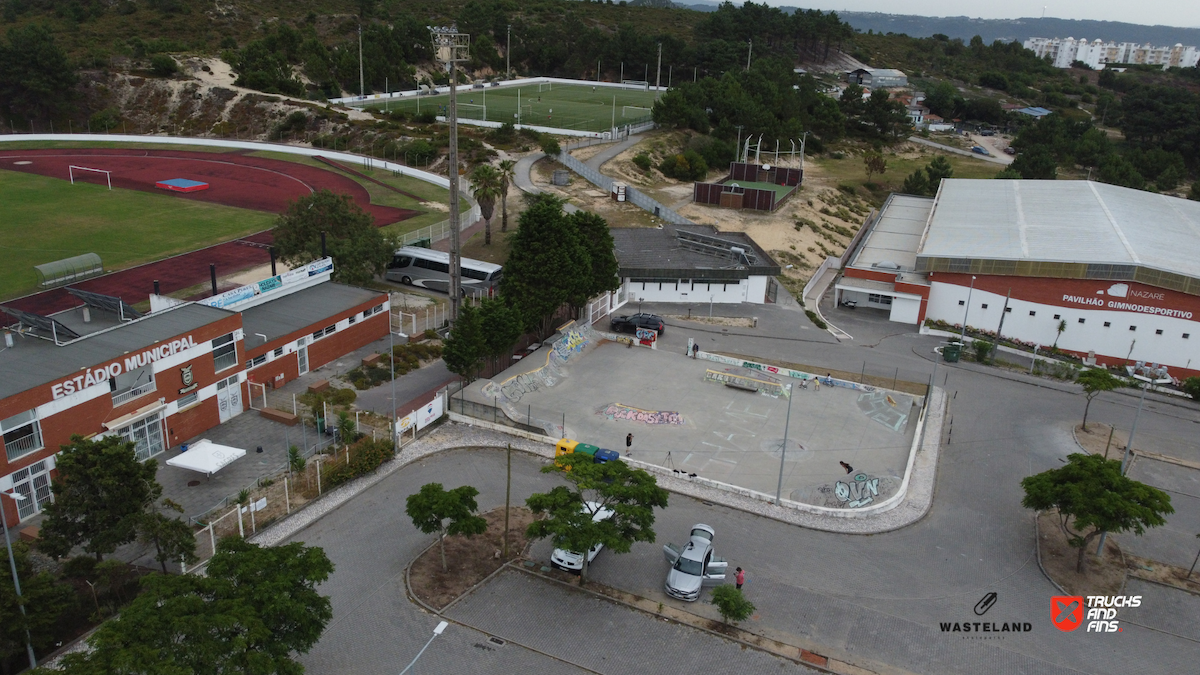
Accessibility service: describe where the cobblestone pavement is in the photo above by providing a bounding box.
[446,568,816,674]
[1120,577,1200,642]
[1122,458,1200,568]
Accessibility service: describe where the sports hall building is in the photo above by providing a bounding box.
[838,179,1200,381]
[0,260,388,525]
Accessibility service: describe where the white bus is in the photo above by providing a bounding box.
[385,246,502,296]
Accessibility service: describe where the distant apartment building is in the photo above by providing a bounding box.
[1023,37,1200,70]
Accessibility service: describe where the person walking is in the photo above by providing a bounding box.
[691,343,699,359]
[625,433,633,456]
[813,376,820,392]
[735,567,745,590]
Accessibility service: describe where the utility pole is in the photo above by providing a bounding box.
[655,43,662,91]
[358,24,364,98]
[735,125,745,163]
[506,24,511,80]
[504,444,512,558]
[746,39,752,71]
[775,384,794,504]
[431,26,470,324]
[993,288,1011,364]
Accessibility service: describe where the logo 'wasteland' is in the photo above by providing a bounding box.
[940,593,1032,639]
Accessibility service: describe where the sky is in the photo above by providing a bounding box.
[743,2,1200,30]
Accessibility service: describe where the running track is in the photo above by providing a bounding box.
[0,148,422,315]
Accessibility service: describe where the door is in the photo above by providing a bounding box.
[118,412,166,461]
[663,542,682,564]
[216,375,244,423]
[701,551,726,585]
[11,460,52,521]
[297,338,309,375]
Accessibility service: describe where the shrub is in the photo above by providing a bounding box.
[711,585,755,625]
[322,438,396,488]
[632,152,652,171]
[62,555,98,580]
[150,54,178,77]
[805,309,827,330]
[1182,376,1200,400]
[973,340,993,362]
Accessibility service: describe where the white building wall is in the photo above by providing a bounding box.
[623,277,763,304]
[926,282,1199,371]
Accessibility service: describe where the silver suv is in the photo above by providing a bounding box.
[662,524,727,601]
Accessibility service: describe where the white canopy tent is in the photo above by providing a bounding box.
[165,439,246,477]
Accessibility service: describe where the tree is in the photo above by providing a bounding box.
[479,297,524,375]
[469,164,504,245]
[568,210,620,310]
[1077,369,1125,431]
[405,483,488,572]
[1052,318,1067,349]
[1,541,75,668]
[442,302,486,382]
[1190,181,1200,201]
[1021,453,1172,573]
[0,24,78,121]
[498,194,590,337]
[864,89,909,137]
[925,155,954,184]
[57,538,334,675]
[901,169,929,196]
[540,134,561,157]
[136,499,198,574]
[526,453,669,584]
[994,167,1022,179]
[711,585,755,625]
[1009,148,1057,180]
[150,54,178,77]
[272,189,390,286]
[39,435,163,562]
[497,159,516,232]
[862,150,887,182]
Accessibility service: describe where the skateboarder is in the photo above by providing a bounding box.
[625,433,633,456]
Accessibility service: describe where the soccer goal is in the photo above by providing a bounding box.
[621,80,650,91]
[458,103,487,121]
[622,105,652,118]
[537,82,552,92]
[68,165,112,190]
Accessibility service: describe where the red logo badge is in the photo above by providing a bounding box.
[1051,596,1084,632]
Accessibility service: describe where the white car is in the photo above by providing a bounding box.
[662,524,727,601]
[549,501,615,573]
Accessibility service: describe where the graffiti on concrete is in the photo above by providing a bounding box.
[834,472,880,507]
[802,472,899,509]
[598,403,684,425]
[856,390,912,432]
[703,369,785,396]
[553,326,590,360]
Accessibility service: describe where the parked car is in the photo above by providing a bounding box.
[662,524,727,601]
[550,501,615,573]
[610,313,665,335]
[971,146,990,156]
[1004,147,1016,156]
[980,129,996,136]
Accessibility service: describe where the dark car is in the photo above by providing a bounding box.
[1004,147,1016,155]
[610,313,665,335]
[980,129,996,136]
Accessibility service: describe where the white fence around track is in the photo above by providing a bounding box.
[331,76,666,107]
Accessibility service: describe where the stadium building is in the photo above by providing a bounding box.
[0,260,388,525]
[838,180,1200,381]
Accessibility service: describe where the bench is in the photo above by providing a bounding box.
[19,526,39,543]
[362,353,383,367]
[307,380,330,394]
[259,408,299,426]
[724,381,759,392]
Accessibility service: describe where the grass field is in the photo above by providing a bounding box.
[363,83,660,133]
[0,170,275,300]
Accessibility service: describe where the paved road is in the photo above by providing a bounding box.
[907,136,1010,165]
[582,134,644,171]
[967,133,1015,165]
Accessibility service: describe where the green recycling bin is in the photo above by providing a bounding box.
[942,343,961,363]
[316,418,326,434]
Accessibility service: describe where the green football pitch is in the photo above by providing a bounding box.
[0,169,275,300]
[363,83,660,133]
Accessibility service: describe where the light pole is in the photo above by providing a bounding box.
[399,620,448,674]
[430,26,470,325]
[960,275,976,343]
[775,383,794,504]
[2,490,37,670]
[506,24,511,80]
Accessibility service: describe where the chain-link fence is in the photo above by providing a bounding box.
[554,148,694,227]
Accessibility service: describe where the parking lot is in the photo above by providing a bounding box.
[461,341,918,506]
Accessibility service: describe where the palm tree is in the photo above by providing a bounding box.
[497,159,516,233]
[469,164,504,245]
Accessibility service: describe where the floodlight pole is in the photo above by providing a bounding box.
[746,39,752,71]
[775,384,794,504]
[960,275,976,342]
[506,24,511,80]
[2,491,37,670]
[431,27,470,324]
[655,43,662,91]
[358,24,364,98]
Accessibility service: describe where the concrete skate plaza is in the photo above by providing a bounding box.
[465,342,918,505]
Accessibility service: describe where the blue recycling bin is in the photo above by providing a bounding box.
[594,449,620,464]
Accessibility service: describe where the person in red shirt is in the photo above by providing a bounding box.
[735,567,745,590]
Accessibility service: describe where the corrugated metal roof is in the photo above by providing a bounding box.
[851,194,933,271]
[919,179,1200,278]
[240,282,384,345]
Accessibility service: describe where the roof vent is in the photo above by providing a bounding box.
[872,261,901,270]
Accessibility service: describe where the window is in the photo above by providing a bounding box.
[1184,333,1191,339]
[1129,326,1137,331]
[462,267,488,281]
[981,304,988,309]
[348,314,357,325]
[2,410,43,462]
[9,460,51,520]
[371,303,384,315]
[177,392,199,409]
[1053,314,1061,320]
[1078,318,1085,324]
[1004,307,1012,313]
[311,325,336,341]
[958,300,965,306]
[1104,322,1111,327]
[116,412,165,462]
[1029,311,1036,316]
[246,354,267,369]
[1155,329,1163,335]
[111,367,156,406]
[273,347,284,358]
[388,255,412,269]
[213,333,237,372]
[868,293,893,306]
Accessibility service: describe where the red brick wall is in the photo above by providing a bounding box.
[308,310,389,370]
[166,398,222,448]
[246,353,300,390]
[844,268,898,284]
